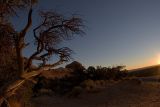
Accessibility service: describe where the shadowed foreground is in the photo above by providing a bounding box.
[32,79,160,107]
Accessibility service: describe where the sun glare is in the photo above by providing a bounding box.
[158,60,160,64]
[157,54,160,64]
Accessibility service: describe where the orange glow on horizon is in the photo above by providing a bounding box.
[127,55,159,70]
[157,60,160,64]
[156,54,160,65]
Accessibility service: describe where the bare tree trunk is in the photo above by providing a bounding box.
[15,8,33,73]
[17,48,24,73]
[15,39,24,74]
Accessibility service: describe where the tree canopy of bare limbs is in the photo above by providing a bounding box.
[0,0,84,106]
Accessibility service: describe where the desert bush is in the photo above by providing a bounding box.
[95,80,106,86]
[33,74,84,96]
[67,86,83,97]
[85,66,128,81]
[33,77,54,96]
[80,79,105,93]
[33,63,128,96]
[80,79,96,91]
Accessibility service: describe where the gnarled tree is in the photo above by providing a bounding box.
[0,0,84,106]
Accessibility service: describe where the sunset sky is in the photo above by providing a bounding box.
[14,0,160,69]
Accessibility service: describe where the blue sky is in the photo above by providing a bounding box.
[13,0,160,69]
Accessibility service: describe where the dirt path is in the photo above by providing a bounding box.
[32,80,160,107]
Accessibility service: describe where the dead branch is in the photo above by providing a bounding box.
[20,7,33,39]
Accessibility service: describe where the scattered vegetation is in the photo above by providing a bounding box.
[33,61,128,97]
[85,66,128,81]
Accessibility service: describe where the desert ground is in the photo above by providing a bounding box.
[32,78,160,107]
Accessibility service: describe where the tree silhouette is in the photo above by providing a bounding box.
[0,0,84,105]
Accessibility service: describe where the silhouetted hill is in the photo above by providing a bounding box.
[128,65,160,77]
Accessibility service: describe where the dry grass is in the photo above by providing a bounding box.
[32,79,160,107]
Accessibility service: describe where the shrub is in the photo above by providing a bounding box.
[33,64,128,96]
[95,80,106,86]
[67,86,83,97]
[81,79,95,89]
[85,66,128,81]
[33,74,84,96]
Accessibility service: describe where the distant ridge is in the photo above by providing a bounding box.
[128,64,160,77]
[129,64,160,72]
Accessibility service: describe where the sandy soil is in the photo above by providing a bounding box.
[32,79,160,107]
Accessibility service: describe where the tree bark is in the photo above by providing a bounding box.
[15,36,24,74]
